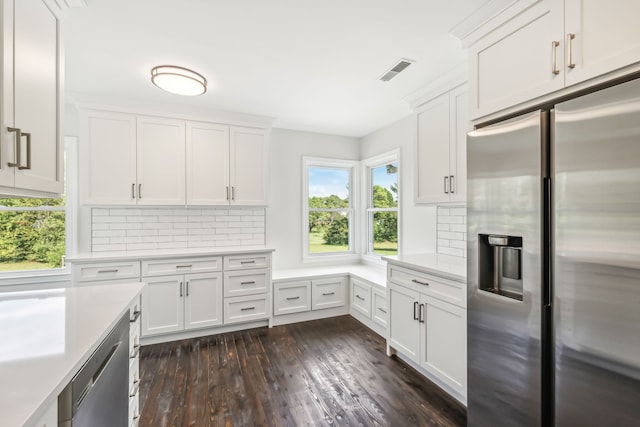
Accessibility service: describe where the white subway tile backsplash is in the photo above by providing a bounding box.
[91,207,266,252]
[437,205,466,258]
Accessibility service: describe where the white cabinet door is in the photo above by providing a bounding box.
[564,0,640,86]
[81,110,137,204]
[184,272,223,330]
[415,93,451,204]
[186,121,229,205]
[12,0,61,193]
[142,275,184,336]
[388,285,420,362]
[448,85,468,203]
[469,0,564,119]
[229,127,268,205]
[136,117,186,205]
[421,294,467,398]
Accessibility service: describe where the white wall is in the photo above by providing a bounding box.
[360,116,437,255]
[267,128,360,270]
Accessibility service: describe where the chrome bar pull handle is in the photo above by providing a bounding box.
[186,281,190,296]
[413,301,419,320]
[419,304,425,323]
[226,186,229,200]
[378,308,387,314]
[7,127,21,167]
[412,278,429,286]
[240,306,256,311]
[356,295,365,301]
[567,33,576,69]
[138,184,142,199]
[444,176,449,194]
[18,132,31,170]
[551,41,560,75]
[179,281,183,297]
[450,175,455,194]
[132,183,136,199]
[231,186,235,201]
[286,296,300,301]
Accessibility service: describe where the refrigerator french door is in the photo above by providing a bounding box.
[467,77,640,426]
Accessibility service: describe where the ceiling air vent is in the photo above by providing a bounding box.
[379,59,415,82]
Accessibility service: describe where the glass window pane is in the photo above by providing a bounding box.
[372,211,397,256]
[371,163,398,208]
[0,209,66,271]
[308,211,350,253]
[308,167,349,208]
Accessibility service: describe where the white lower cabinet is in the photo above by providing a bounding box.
[128,294,141,427]
[371,289,388,328]
[142,272,222,336]
[351,278,372,317]
[387,263,467,401]
[274,280,311,315]
[312,277,346,310]
[349,277,388,334]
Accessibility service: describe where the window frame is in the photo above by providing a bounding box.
[302,157,359,262]
[0,136,76,285]
[362,150,400,261]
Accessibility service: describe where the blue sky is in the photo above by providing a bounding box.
[308,163,398,199]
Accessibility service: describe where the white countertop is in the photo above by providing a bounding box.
[273,263,387,287]
[382,253,467,283]
[0,283,144,427]
[66,246,275,263]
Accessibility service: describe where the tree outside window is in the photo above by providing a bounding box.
[0,197,66,271]
[368,161,398,256]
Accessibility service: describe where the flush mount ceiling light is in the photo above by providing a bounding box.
[150,65,207,96]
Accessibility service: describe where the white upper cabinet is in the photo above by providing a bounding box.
[229,127,268,206]
[81,110,137,205]
[415,84,468,205]
[564,0,640,85]
[0,0,63,195]
[466,0,640,119]
[80,109,270,206]
[469,0,564,119]
[186,122,229,205]
[136,116,186,205]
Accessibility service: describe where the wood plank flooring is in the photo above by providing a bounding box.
[139,315,466,427]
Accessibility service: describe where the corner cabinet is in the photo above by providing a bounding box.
[0,0,63,196]
[387,263,467,402]
[466,0,640,119]
[415,84,468,204]
[79,109,269,206]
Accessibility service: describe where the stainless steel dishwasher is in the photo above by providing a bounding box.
[58,311,130,427]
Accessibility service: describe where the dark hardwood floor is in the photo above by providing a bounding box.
[139,315,466,427]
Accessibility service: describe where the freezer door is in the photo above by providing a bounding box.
[467,110,544,427]
[554,79,640,426]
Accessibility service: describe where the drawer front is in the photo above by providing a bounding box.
[141,257,221,276]
[73,261,140,282]
[351,279,372,317]
[224,269,269,297]
[129,355,140,397]
[312,277,346,310]
[224,294,269,324]
[129,389,140,427]
[274,281,311,315]
[388,265,466,307]
[372,290,388,328]
[223,253,270,270]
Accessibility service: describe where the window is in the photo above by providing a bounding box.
[0,197,66,272]
[303,158,356,257]
[365,153,398,257]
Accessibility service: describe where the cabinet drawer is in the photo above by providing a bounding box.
[129,356,139,397]
[312,277,346,310]
[274,281,311,315]
[73,261,140,282]
[351,279,372,317]
[223,253,270,270]
[141,257,221,276]
[372,290,388,328]
[224,269,269,297]
[388,265,466,308]
[224,294,269,324]
[129,390,140,427]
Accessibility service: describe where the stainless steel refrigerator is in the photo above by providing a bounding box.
[466,77,640,426]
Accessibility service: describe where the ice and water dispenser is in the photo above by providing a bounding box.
[478,234,523,301]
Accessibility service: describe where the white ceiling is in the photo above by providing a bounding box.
[65,0,488,137]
